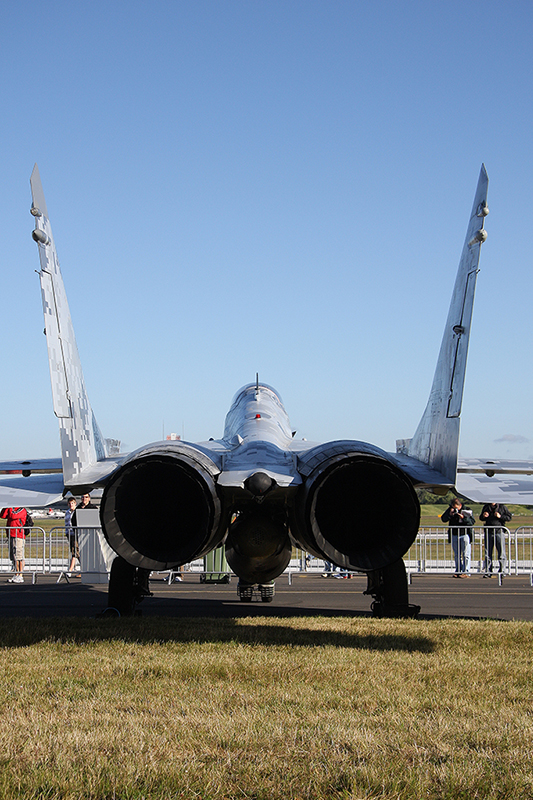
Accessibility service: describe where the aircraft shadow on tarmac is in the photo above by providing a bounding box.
[0,613,434,654]
[0,580,438,651]
[1,574,526,630]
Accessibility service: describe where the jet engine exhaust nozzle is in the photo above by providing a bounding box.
[100,448,225,570]
[292,450,420,572]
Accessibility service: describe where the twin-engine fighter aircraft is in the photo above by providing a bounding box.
[2,163,521,615]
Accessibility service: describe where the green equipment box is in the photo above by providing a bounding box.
[201,546,231,583]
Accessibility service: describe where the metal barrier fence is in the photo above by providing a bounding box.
[0,527,48,579]
[509,527,533,577]
[405,526,490,575]
[1,525,532,582]
[291,527,533,583]
[48,526,73,574]
[0,527,80,579]
[404,526,533,580]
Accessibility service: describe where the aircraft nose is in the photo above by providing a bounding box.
[245,471,275,497]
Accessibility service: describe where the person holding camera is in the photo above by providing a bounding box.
[442,499,475,577]
[480,502,512,576]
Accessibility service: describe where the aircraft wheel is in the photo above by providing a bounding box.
[97,607,121,618]
[238,584,254,602]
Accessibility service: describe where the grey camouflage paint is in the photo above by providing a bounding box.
[30,165,107,486]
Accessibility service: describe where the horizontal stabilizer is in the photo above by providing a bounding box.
[456,472,533,504]
[0,458,62,475]
[0,474,64,507]
[456,457,533,503]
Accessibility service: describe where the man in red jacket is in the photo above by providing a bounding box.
[1,507,29,583]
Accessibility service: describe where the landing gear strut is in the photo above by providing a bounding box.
[100,557,152,617]
[365,559,420,618]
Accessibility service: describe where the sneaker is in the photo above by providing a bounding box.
[12,575,24,584]
[66,572,72,578]
[174,576,183,582]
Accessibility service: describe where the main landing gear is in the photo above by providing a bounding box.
[364,558,420,619]
[99,556,153,617]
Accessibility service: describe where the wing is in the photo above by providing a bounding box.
[456,457,533,503]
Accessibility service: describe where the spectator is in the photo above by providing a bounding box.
[65,496,81,577]
[442,499,475,578]
[322,560,339,577]
[1,507,29,584]
[481,502,512,576]
[71,493,97,526]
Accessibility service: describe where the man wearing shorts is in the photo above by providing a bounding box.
[1,507,29,584]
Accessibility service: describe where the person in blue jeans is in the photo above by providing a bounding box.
[322,560,338,577]
[442,499,475,577]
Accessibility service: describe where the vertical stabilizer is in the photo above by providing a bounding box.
[30,165,107,484]
[404,165,489,484]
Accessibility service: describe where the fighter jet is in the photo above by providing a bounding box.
[0,165,505,614]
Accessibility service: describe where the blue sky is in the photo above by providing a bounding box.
[1,0,532,462]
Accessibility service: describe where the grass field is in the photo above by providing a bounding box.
[0,616,532,799]
[419,504,533,528]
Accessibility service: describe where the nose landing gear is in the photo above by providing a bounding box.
[237,581,275,603]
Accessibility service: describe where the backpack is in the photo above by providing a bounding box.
[25,510,34,530]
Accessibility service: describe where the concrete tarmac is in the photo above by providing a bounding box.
[0,571,531,621]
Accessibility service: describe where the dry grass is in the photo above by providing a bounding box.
[0,616,531,799]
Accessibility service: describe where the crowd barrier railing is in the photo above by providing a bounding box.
[2,526,532,584]
[510,527,533,581]
[293,527,533,584]
[402,526,533,579]
[0,527,48,582]
[1,526,75,580]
